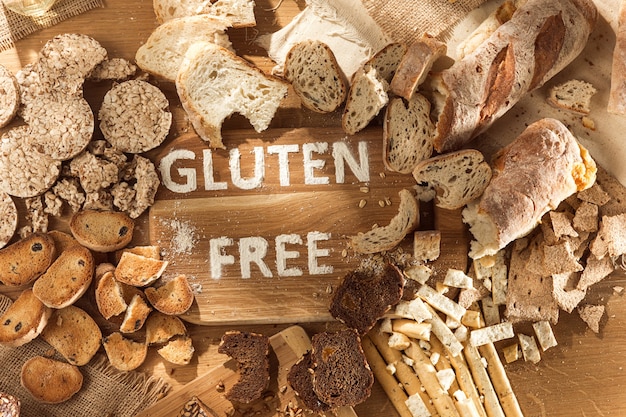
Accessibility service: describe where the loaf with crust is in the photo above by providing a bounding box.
[429,0,597,153]
[153,0,256,28]
[463,118,597,259]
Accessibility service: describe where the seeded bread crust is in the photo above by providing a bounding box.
[21,356,83,404]
[0,64,19,128]
[0,232,56,287]
[69,209,134,253]
[342,66,389,135]
[144,275,194,315]
[0,289,51,347]
[0,191,17,250]
[287,351,331,413]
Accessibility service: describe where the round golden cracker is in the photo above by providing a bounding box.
[0,64,19,128]
[0,191,17,249]
[99,80,172,153]
[0,126,61,198]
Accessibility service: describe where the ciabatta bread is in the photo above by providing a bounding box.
[153,0,256,28]
[176,42,288,149]
[429,0,597,153]
[463,118,597,259]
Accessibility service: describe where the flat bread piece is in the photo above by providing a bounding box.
[144,275,194,315]
[102,332,148,371]
[0,64,19,128]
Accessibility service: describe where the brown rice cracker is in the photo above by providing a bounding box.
[99,80,172,153]
[111,155,160,219]
[0,126,61,198]
[0,191,17,249]
[0,64,19,128]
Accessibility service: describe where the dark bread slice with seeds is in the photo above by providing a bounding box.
[287,351,331,413]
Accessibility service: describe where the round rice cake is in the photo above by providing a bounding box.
[0,191,17,249]
[99,79,172,153]
[0,64,19,128]
[0,126,61,198]
[0,392,20,417]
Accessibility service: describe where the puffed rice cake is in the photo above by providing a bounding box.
[0,391,20,417]
[0,191,17,249]
[0,64,19,128]
[0,126,61,198]
[99,79,172,153]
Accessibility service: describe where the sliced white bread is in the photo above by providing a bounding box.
[115,251,168,287]
[102,332,148,372]
[349,188,419,254]
[547,79,597,114]
[283,40,347,113]
[21,356,83,404]
[342,66,389,135]
[153,0,256,27]
[412,149,492,210]
[69,209,134,252]
[145,274,195,315]
[40,305,102,366]
[383,93,434,174]
[0,289,51,347]
[135,15,233,82]
[176,42,289,149]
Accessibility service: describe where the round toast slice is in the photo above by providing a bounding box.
[70,209,134,252]
[102,332,148,372]
[144,275,194,315]
[0,289,51,347]
[115,251,168,287]
[0,232,56,287]
[21,356,83,404]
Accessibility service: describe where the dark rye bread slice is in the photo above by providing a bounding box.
[310,329,374,408]
[287,351,331,413]
[217,331,270,404]
[330,263,404,334]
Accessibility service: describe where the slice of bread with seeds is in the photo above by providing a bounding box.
[0,289,51,347]
[70,209,134,252]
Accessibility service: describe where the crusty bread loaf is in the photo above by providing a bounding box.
[157,335,195,365]
[463,118,597,259]
[0,391,20,417]
[218,331,270,404]
[429,0,597,153]
[342,66,389,135]
[284,40,347,113]
[32,244,94,309]
[176,42,288,149]
[95,270,128,319]
[547,79,597,114]
[383,93,434,174]
[40,305,102,366]
[144,275,194,315]
[119,293,152,333]
[115,251,168,287]
[350,188,419,254]
[287,352,331,413]
[102,332,148,371]
[412,149,492,210]
[0,289,51,347]
[136,15,232,82]
[145,311,188,345]
[21,356,83,404]
[0,232,55,286]
[0,64,19,128]
[310,329,373,408]
[70,209,134,252]
[153,0,256,28]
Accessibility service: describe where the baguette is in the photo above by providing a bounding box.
[463,118,596,259]
[429,0,597,153]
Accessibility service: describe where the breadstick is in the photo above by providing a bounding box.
[361,335,414,417]
[447,347,488,417]
[405,341,461,417]
[393,319,432,340]
[477,342,524,417]
[429,336,461,394]
[453,390,481,417]
[463,344,505,417]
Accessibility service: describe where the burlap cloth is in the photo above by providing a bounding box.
[0,294,170,417]
[0,0,103,52]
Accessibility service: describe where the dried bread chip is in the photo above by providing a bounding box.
[102,332,148,371]
[577,304,605,333]
[115,251,168,287]
[0,289,51,347]
[590,213,626,258]
[21,356,83,404]
[119,294,152,333]
[95,271,128,319]
[0,232,56,287]
[0,64,19,128]
[145,311,188,345]
[157,335,195,365]
[144,275,194,315]
[577,254,614,291]
[552,272,587,314]
[47,230,80,254]
[115,245,161,264]
[517,334,541,364]
[532,320,558,351]
[88,57,137,82]
[70,209,134,253]
[573,201,599,232]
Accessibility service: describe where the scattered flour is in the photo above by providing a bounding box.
[162,218,197,256]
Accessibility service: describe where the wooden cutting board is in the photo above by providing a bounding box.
[135,325,357,417]
[148,128,470,325]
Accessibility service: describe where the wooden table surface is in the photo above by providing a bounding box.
[1,1,626,416]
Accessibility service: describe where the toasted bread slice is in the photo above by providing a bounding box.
[119,294,152,333]
[32,244,94,309]
[21,356,83,404]
[47,230,80,254]
[70,209,134,252]
[114,245,161,264]
[145,275,194,315]
[115,251,168,287]
[0,232,56,286]
[95,270,128,320]
[145,311,188,345]
[157,335,195,365]
[0,289,51,347]
[40,305,102,366]
[102,332,148,371]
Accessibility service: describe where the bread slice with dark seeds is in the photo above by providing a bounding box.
[0,232,55,286]
[0,289,51,347]
[21,356,83,404]
[217,331,270,404]
[70,209,134,252]
[330,263,404,334]
[287,351,331,413]
[310,329,373,408]
[144,274,194,315]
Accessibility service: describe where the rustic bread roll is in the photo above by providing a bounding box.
[40,305,102,366]
[429,0,597,153]
[32,244,94,309]
[21,356,83,404]
[0,232,55,286]
[176,42,289,149]
[144,275,194,315]
[0,289,51,347]
[115,251,168,287]
[102,332,148,371]
[463,118,597,259]
[0,64,19,128]
[135,15,232,82]
[153,0,256,27]
[70,209,134,252]
[284,40,347,113]
[412,149,492,210]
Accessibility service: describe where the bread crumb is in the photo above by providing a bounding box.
[359,199,367,208]
[582,116,596,130]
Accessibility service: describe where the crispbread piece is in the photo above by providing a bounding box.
[518,333,541,364]
[32,244,94,309]
[0,126,61,198]
[547,79,597,114]
[311,329,373,408]
[287,351,331,413]
[383,93,434,174]
[144,275,194,315]
[284,40,346,113]
[114,245,161,264]
[350,188,419,254]
[0,191,17,249]
[119,294,152,333]
[176,42,288,149]
[47,230,80,254]
[590,166,626,217]
[573,201,599,232]
[102,332,148,371]
[0,392,20,417]
[0,64,19,128]
[577,304,605,333]
[157,335,195,365]
[99,80,172,153]
[413,230,441,262]
[552,272,587,313]
[0,289,51,347]
[549,211,578,238]
[329,263,404,334]
[590,213,626,258]
[542,241,583,275]
[111,154,160,219]
[40,305,102,366]
[532,320,558,351]
[577,182,611,206]
[342,66,389,135]
[96,271,128,320]
[115,252,168,287]
[0,232,55,286]
[218,331,270,404]
[145,311,188,345]
[88,57,137,82]
[153,0,256,27]
[414,149,492,210]
[70,209,134,252]
[136,15,232,82]
[21,356,83,404]
[578,254,614,291]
